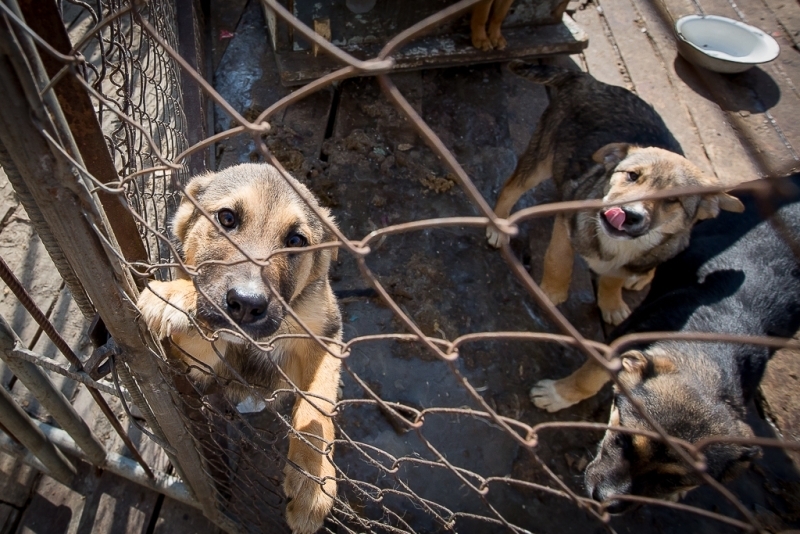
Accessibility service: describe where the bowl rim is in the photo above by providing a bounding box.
[674,14,780,65]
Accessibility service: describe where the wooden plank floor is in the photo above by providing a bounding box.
[1,0,799,532]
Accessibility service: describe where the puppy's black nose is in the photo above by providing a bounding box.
[226,288,268,324]
[621,208,647,234]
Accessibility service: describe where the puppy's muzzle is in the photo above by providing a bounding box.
[600,205,650,238]
[226,287,269,325]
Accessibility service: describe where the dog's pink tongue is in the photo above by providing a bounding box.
[604,207,626,231]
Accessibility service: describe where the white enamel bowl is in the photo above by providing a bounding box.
[675,15,780,73]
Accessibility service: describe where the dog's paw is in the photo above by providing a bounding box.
[489,29,507,50]
[530,379,575,412]
[284,466,336,534]
[600,301,631,326]
[471,31,493,51]
[486,225,509,248]
[540,281,569,306]
[137,280,196,340]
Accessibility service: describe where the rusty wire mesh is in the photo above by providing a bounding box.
[2,0,800,532]
[61,0,190,275]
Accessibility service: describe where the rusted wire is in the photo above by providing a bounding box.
[0,0,797,532]
[0,255,154,478]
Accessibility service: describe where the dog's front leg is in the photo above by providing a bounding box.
[540,214,574,305]
[137,279,198,339]
[471,0,494,50]
[597,275,630,325]
[487,0,514,50]
[531,359,610,412]
[283,345,341,534]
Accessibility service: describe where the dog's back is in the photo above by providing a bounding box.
[613,175,800,395]
[508,63,683,200]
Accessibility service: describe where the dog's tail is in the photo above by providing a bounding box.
[507,61,576,87]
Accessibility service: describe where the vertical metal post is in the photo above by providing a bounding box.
[0,17,236,532]
[0,314,107,466]
[0,381,76,485]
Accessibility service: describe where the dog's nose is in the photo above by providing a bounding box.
[621,207,648,235]
[226,288,268,324]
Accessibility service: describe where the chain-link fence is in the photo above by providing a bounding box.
[0,0,798,533]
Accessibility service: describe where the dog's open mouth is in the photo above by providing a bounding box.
[599,210,634,239]
[598,207,651,239]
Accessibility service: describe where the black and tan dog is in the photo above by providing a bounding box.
[137,163,342,534]
[532,177,800,510]
[487,63,743,324]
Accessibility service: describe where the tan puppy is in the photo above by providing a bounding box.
[487,64,743,324]
[471,0,515,50]
[137,163,342,534]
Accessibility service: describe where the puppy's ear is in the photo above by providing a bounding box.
[592,143,631,170]
[697,192,745,220]
[172,173,216,243]
[318,206,339,261]
[619,350,649,387]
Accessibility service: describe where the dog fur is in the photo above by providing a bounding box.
[137,163,342,534]
[487,64,744,324]
[532,177,800,510]
[471,0,515,50]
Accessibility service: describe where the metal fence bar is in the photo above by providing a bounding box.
[0,424,49,473]
[0,250,152,476]
[0,15,235,532]
[16,0,149,266]
[0,0,796,531]
[0,314,107,466]
[0,377,76,485]
[35,419,200,509]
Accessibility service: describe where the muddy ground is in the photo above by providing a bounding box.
[209,2,800,532]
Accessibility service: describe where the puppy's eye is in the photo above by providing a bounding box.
[217,209,238,229]
[665,197,680,204]
[285,233,307,248]
[626,171,639,182]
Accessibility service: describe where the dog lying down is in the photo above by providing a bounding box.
[487,63,744,325]
[532,176,800,510]
[137,163,342,534]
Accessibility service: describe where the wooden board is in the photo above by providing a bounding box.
[623,0,760,183]
[0,502,19,534]
[0,450,39,509]
[273,16,588,86]
[152,497,220,534]
[599,0,714,177]
[74,471,160,534]
[571,4,629,88]
[14,474,87,534]
[10,287,90,424]
[658,0,800,177]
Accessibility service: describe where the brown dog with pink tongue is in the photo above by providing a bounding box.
[487,64,744,325]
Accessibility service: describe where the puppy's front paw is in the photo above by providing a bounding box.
[284,465,336,534]
[137,280,197,339]
[486,225,509,248]
[600,301,631,326]
[530,379,575,412]
[489,29,507,50]
[471,30,493,51]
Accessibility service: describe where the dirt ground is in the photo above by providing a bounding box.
[208,1,800,532]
